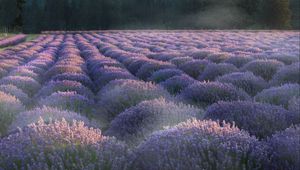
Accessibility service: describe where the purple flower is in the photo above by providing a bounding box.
[179,81,250,107]
[241,59,285,81]
[271,62,300,85]
[97,79,170,120]
[267,125,300,170]
[128,119,268,170]
[198,63,238,81]
[204,101,295,138]
[160,75,196,95]
[255,83,300,108]
[106,98,202,145]
[0,119,128,170]
[224,55,254,68]
[0,91,25,136]
[217,72,268,96]
[179,59,211,78]
[148,68,184,83]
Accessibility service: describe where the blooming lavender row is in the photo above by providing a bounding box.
[0,31,299,170]
[0,34,27,48]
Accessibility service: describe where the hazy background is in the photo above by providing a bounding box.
[0,0,299,33]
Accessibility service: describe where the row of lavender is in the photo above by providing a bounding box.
[0,34,27,48]
[0,31,299,170]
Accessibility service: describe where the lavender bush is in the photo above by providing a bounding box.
[271,62,300,85]
[204,101,295,138]
[179,59,210,78]
[216,72,268,96]
[241,59,284,81]
[206,53,231,63]
[179,82,250,107]
[106,98,202,145]
[170,56,194,66]
[160,75,196,95]
[0,91,25,136]
[36,80,94,99]
[267,125,300,170]
[224,55,254,68]
[128,119,268,170]
[0,119,128,170]
[255,83,300,108]
[0,84,30,105]
[52,73,95,90]
[148,68,184,83]
[97,79,170,119]
[0,76,41,96]
[288,97,300,113]
[136,61,176,80]
[38,91,95,115]
[198,63,238,81]
[8,106,96,132]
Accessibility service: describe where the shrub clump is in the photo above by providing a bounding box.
[128,119,268,170]
[38,91,95,115]
[255,83,300,108]
[97,79,170,119]
[241,59,284,80]
[51,73,95,90]
[0,119,128,170]
[0,76,41,96]
[267,125,300,170]
[160,75,196,95]
[198,63,238,81]
[217,72,268,96]
[0,91,25,136]
[36,80,94,99]
[136,61,176,80]
[224,55,254,68]
[271,62,300,85]
[170,56,193,66]
[106,98,202,145]
[8,106,95,133]
[148,68,184,83]
[179,82,250,107]
[0,84,30,105]
[179,59,210,78]
[204,101,295,138]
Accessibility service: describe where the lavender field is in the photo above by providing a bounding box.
[0,31,299,170]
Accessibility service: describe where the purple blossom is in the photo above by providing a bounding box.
[160,74,196,95]
[255,83,300,108]
[217,72,268,96]
[179,81,250,107]
[224,55,254,68]
[0,91,25,136]
[128,119,268,170]
[179,59,211,78]
[241,59,285,81]
[0,119,128,170]
[106,98,202,145]
[198,63,238,81]
[0,76,41,96]
[97,79,170,120]
[0,34,27,48]
[148,68,184,83]
[267,125,300,170]
[271,62,300,85]
[204,101,295,138]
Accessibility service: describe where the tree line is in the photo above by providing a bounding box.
[0,0,298,33]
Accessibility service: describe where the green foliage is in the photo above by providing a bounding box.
[0,0,297,32]
[258,0,292,29]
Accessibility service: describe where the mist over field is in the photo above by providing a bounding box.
[0,0,299,32]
